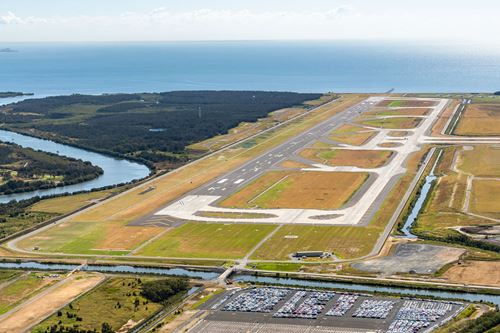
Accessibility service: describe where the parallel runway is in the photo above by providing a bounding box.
[132,98,379,226]
[144,96,448,225]
[189,99,377,198]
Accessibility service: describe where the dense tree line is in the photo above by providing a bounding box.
[0,142,103,195]
[141,277,190,303]
[2,91,321,165]
[42,322,112,333]
[494,91,500,95]
[414,230,500,253]
[454,310,500,333]
[6,93,141,114]
[0,91,33,98]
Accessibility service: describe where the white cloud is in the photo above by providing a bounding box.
[0,11,23,24]
[0,6,498,44]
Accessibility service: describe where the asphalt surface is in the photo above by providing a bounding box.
[195,288,464,333]
[189,100,377,198]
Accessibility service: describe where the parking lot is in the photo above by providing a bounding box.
[198,287,465,333]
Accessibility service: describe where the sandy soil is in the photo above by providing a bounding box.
[0,273,104,333]
[443,261,500,286]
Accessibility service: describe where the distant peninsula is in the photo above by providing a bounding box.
[0,48,17,53]
[0,92,34,98]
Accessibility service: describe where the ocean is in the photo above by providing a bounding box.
[0,40,499,98]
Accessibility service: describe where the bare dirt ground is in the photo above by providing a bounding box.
[442,261,500,286]
[352,243,465,275]
[0,273,104,333]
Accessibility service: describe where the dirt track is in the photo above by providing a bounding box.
[0,273,104,333]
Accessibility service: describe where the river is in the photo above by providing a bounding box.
[0,260,497,305]
[0,129,150,203]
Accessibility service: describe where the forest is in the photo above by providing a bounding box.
[1,91,321,167]
[0,142,103,195]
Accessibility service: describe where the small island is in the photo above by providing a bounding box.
[0,91,34,98]
[0,48,17,53]
[0,141,103,195]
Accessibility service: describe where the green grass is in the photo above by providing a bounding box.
[33,277,163,333]
[251,225,381,260]
[0,272,56,315]
[17,221,128,256]
[253,177,293,207]
[135,223,277,259]
[191,289,224,309]
[389,100,403,107]
[317,150,337,159]
[247,262,306,272]
[360,117,422,129]
[0,270,21,283]
[29,189,116,215]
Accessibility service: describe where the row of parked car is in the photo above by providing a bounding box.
[273,291,336,319]
[325,294,359,317]
[387,300,455,333]
[222,287,289,313]
[352,300,396,319]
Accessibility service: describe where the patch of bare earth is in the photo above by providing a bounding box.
[0,273,104,333]
[442,261,500,287]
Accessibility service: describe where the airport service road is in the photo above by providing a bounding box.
[153,97,449,225]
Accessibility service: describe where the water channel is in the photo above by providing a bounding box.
[400,150,443,237]
[0,129,150,203]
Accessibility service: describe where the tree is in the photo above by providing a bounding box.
[141,278,189,303]
[101,322,113,333]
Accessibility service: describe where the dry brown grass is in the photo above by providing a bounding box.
[455,103,500,136]
[279,160,312,169]
[442,261,500,286]
[0,273,104,333]
[220,170,367,210]
[300,148,394,168]
[471,179,500,219]
[458,146,500,177]
[329,124,376,146]
[388,131,410,137]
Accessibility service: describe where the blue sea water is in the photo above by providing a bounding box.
[1,41,499,96]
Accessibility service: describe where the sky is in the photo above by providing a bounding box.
[0,0,498,44]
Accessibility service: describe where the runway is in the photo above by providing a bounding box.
[148,96,449,225]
